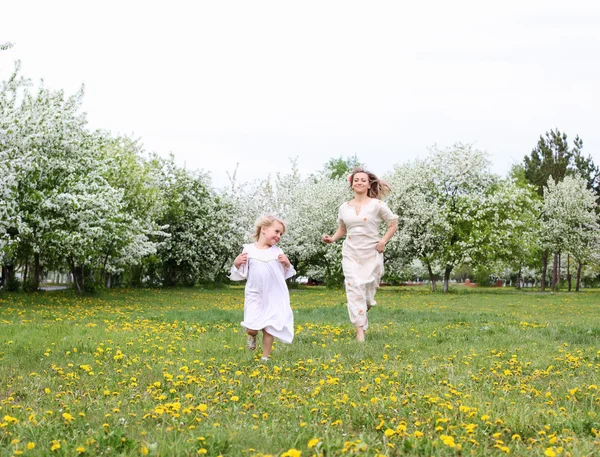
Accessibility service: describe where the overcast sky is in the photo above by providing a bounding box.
[2,0,600,188]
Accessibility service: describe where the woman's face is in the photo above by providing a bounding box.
[352,172,370,194]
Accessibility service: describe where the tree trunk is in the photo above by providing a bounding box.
[71,260,84,294]
[23,257,29,285]
[541,251,548,292]
[567,254,571,292]
[426,262,437,292]
[33,252,41,291]
[551,252,559,291]
[216,256,230,283]
[4,264,17,290]
[71,266,81,293]
[106,273,112,289]
[558,252,561,290]
[575,261,583,292]
[442,265,453,293]
[516,266,522,290]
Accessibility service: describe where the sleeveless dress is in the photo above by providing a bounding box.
[337,199,398,329]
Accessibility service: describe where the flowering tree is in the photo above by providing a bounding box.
[541,175,600,291]
[153,157,249,286]
[0,65,103,289]
[0,155,18,283]
[0,60,164,292]
[470,178,540,289]
[385,161,448,290]
[284,174,349,284]
[0,61,29,288]
[386,144,539,292]
[94,139,165,287]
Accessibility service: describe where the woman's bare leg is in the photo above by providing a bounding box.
[356,325,365,342]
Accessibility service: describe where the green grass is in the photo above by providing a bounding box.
[1,286,600,456]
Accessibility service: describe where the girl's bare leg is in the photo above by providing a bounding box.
[262,330,274,357]
[246,329,258,350]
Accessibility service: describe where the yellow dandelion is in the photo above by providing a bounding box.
[307,438,320,448]
[4,415,18,424]
[384,429,395,438]
[281,449,302,457]
[440,435,456,448]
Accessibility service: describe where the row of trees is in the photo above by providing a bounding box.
[385,138,600,292]
[1,52,599,293]
[0,59,247,292]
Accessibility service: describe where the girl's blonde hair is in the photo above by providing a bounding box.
[251,215,287,241]
[348,167,392,199]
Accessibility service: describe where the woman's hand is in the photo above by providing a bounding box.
[322,234,334,244]
[278,253,291,268]
[375,240,386,253]
[234,253,248,269]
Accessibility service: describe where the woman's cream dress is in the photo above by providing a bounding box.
[337,199,398,329]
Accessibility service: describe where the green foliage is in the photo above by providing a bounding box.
[523,128,599,197]
[572,143,600,200]
[4,276,21,292]
[21,277,39,293]
[473,268,492,286]
[322,154,363,179]
[524,128,574,196]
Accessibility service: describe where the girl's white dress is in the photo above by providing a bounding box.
[337,199,398,330]
[230,244,295,343]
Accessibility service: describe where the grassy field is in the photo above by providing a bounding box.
[1,286,599,456]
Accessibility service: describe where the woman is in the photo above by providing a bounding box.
[322,167,398,341]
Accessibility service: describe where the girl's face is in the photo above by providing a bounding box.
[352,172,370,194]
[260,221,285,246]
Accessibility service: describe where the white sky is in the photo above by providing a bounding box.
[2,0,600,188]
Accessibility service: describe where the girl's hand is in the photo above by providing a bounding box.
[375,240,386,253]
[322,234,334,243]
[234,253,248,269]
[278,253,291,269]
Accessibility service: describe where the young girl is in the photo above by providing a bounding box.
[230,215,295,361]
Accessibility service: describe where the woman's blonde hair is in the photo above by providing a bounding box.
[348,167,392,199]
[251,215,287,241]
